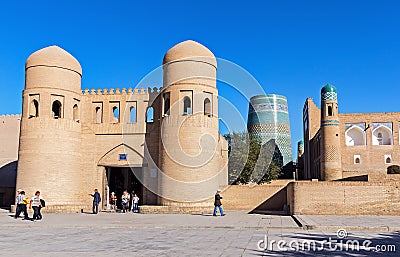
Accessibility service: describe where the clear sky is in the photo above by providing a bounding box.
[1,1,400,160]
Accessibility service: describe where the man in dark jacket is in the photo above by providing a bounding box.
[213,189,225,216]
[90,189,101,214]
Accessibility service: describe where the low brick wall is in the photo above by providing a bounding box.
[221,180,291,212]
[287,181,400,215]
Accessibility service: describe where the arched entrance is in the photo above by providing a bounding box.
[97,143,148,211]
[105,167,143,210]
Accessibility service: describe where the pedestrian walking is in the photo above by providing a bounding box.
[29,191,43,220]
[14,189,29,219]
[213,189,225,216]
[132,194,139,213]
[121,190,130,213]
[90,189,101,214]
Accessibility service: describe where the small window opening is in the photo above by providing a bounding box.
[73,104,79,122]
[327,105,333,116]
[95,107,102,123]
[112,106,119,123]
[130,107,137,123]
[30,99,39,118]
[146,107,154,123]
[164,93,170,116]
[183,96,191,115]
[52,100,62,119]
[204,98,211,116]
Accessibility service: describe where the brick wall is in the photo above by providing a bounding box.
[221,180,291,211]
[288,181,400,215]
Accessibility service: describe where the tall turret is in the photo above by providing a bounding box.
[158,40,227,206]
[320,84,342,180]
[16,46,83,210]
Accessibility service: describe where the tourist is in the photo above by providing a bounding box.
[129,190,134,212]
[29,191,43,220]
[14,189,28,219]
[121,190,130,213]
[90,189,101,214]
[110,192,117,211]
[213,189,225,216]
[132,194,139,213]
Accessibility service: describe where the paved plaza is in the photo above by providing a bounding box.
[0,209,399,256]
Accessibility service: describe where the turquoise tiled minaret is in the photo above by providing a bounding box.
[247,94,292,165]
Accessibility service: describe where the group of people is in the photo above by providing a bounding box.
[15,187,224,217]
[119,190,140,213]
[14,189,45,220]
[90,189,140,214]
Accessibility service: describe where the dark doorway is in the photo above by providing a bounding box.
[106,167,143,209]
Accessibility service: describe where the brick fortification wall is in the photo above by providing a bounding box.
[221,180,291,211]
[287,180,400,215]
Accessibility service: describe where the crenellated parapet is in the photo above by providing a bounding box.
[0,114,22,119]
[82,87,162,96]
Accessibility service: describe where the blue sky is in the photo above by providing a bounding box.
[1,1,400,160]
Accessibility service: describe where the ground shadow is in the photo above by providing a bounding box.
[249,187,287,215]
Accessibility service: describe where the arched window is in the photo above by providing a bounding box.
[73,104,79,122]
[204,98,211,116]
[112,106,119,123]
[146,107,154,123]
[163,93,170,116]
[372,126,393,145]
[95,107,102,123]
[345,126,366,146]
[30,99,39,118]
[386,157,392,164]
[183,96,191,115]
[355,157,360,164]
[385,155,392,164]
[130,106,137,123]
[52,100,62,119]
[327,105,333,116]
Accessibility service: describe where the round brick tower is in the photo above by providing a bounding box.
[16,46,83,210]
[320,84,342,181]
[158,40,227,206]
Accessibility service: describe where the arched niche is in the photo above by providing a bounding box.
[372,125,393,145]
[345,126,366,146]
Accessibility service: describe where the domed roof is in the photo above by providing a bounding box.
[162,40,217,67]
[321,84,337,93]
[26,46,82,75]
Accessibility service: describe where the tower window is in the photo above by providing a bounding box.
[204,98,211,116]
[73,104,79,122]
[146,106,154,123]
[52,100,62,119]
[183,96,191,115]
[163,93,170,116]
[95,107,102,123]
[30,99,39,118]
[327,105,333,116]
[112,106,119,123]
[130,106,137,123]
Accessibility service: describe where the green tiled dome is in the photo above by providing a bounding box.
[321,84,337,93]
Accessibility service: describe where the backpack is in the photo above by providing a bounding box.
[40,199,46,207]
